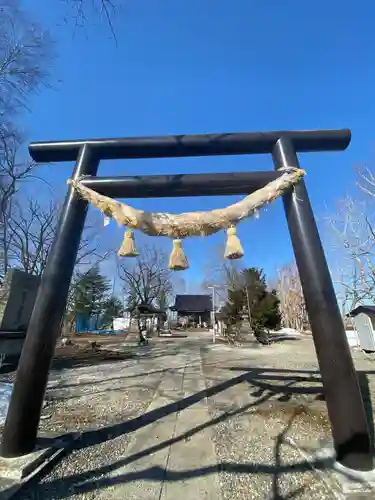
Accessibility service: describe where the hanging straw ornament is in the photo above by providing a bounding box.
[68,168,305,239]
[68,167,306,271]
[224,225,244,260]
[169,239,189,270]
[118,229,139,257]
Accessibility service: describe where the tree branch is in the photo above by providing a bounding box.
[119,245,173,308]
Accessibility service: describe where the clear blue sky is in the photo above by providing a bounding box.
[20,0,375,291]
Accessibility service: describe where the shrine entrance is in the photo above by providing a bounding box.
[1,129,373,472]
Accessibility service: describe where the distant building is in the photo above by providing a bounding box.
[135,303,166,318]
[347,305,375,351]
[169,294,213,326]
[347,305,375,328]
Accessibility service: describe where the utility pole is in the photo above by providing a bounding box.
[245,286,252,332]
[207,286,215,343]
[207,285,221,343]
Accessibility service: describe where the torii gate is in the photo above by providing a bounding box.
[1,129,373,473]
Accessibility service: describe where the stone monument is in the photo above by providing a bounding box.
[0,269,40,331]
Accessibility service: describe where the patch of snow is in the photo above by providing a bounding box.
[0,382,13,424]
[271,328,303,337]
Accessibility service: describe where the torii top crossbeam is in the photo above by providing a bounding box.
[28,128,351,162]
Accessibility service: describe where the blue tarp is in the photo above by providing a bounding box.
[75,312,108,332]
[75,313,123,335]
[76,329,123,335]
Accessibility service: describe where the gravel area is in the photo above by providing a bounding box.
[201,342,332,499]
[13,339,189,499]
[201,338,375,499]
[2,332,375,499]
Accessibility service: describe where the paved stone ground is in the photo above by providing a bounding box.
[6,332,375,499]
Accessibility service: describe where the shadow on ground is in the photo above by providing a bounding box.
[13,363,375,500]
[226,366,374,444]
[45,344,182,372]
[50,350,138,371]
[25,419,326,500]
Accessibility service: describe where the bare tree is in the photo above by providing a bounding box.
[7,198,55,275]
[0,1,53,281]
[0,1,52,119]
[275,263,308,331]
[0,190,109,335]
[327,167,375,309]
[7,197,105,276]
[322,160,375,326]
[119,245,173,310]
[202,243,243,289]
[62,0,119,40]
[0,134,38,281]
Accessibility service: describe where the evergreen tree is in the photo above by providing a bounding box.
[73,265,111,318]
[102,296,124,323]
[223,267,281,342]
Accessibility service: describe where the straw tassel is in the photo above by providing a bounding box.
[169,239,189,271]
[118,230,139,257]
[224,226,244,260]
